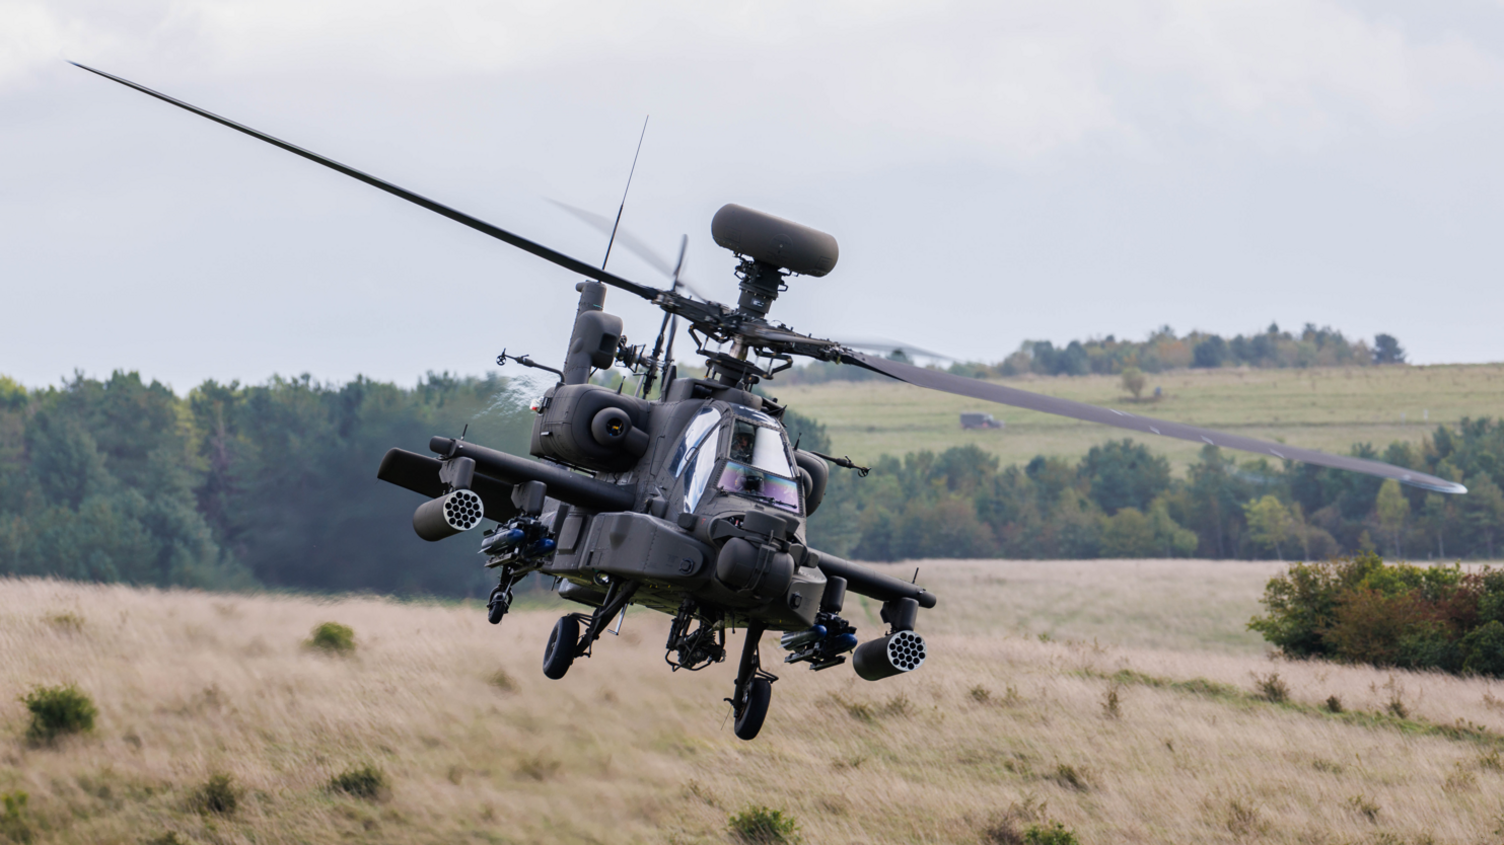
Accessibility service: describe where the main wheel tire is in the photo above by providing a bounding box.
[733,677,772,741]
[542,615,579,680]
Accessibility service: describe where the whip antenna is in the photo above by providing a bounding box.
[602,115,649,270]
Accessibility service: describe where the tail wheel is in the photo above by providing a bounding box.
[733,677,772,741]
[542,615,579,680]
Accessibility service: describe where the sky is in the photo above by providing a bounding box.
[3,0,1503,393]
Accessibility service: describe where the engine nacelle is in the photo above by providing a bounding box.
[530,383,651,473]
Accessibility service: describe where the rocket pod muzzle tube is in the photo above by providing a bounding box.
[413,489,485,541]
[852,630,927,681]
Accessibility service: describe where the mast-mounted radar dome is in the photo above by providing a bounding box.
[711,204,839,277]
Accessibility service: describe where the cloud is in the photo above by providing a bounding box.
[9,0,1502,166]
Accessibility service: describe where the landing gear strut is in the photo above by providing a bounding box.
[727,623,777,741]
[540,578,639,681]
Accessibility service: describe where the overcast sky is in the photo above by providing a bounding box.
[3,0,1503,392]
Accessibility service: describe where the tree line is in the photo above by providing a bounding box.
[793,411,1504,564]
[3,370,1499,598]
[781,323,1404,385]
[0,371,530,597]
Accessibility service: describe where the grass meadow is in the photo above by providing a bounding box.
[773,363,1504,473]
[4,564,1504,844]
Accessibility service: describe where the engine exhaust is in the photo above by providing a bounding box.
[852,630,927,681]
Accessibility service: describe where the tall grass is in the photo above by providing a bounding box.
[2,568,1502,843]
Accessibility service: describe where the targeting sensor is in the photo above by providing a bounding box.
[711,204,838,277]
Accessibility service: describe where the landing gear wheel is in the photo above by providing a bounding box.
[487,585,510,625]
[733,677,772,741]
[542,615,579,680]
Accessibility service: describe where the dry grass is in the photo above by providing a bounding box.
[4,567,1504,843]
[775,362,1504,472]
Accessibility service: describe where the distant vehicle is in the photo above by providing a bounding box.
[961,413,1003,430]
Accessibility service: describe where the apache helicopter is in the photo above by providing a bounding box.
[72,63,1467,741]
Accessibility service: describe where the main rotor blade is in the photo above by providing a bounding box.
[841,351,1466,495]
[548,199,713,300]
[71,62,664,302]
[831,337,954,361]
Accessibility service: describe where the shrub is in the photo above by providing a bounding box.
[189,773,237,816]
[516,754,560,781]
[45,612,84,632]
[0,792,33,844]
[21,683,97,743]
[728,805,800,844]
[306,622,355,654]
[1249,555,1504,678]
[1461,621,1504,676]
[1102,684,1122,719]
[1049,763,1090,792]
[1347,794,1380,823]
[329,764,388,800]
[1252,672,1289,703]
[1324,695,1343,713]
[982,815,1024,844]
[1024,821,1079,845]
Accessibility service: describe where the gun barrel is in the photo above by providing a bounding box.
[813,553,936,609]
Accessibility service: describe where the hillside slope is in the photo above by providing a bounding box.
[773,363,1504,471]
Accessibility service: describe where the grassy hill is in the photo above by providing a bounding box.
[771,363,1504,472]
[4,567,1503,843]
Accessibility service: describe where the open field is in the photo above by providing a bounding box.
[5,567,1504,844]
[773,363,1504,473]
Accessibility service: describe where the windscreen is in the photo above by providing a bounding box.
[671,406,721,477]
[716,462,800,512]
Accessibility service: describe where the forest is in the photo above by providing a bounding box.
[1,367,1499,597]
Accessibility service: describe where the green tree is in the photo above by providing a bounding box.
[1079,439,1170,515]
[1243,495,1294,560]
[1463,473,1504,558]
[1120,366,1146,400]
[1101,507,1156,557]
[1373,479,1409,558]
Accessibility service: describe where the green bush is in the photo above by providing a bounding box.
[21,683,97,743]
[1249,554,1504,677]
[306,622,355,654]
[0,792,33,844]
[189,773,237,816]
[329,764,388,800]
[1024,821,1079,845]
[728,805,800,844]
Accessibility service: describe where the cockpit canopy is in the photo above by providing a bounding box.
[673,403,800,515]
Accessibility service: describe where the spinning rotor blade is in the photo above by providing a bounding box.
[830,337,954,361]
[549,199,713,300]
[840,351,1466,495]
[72,62,664,302]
